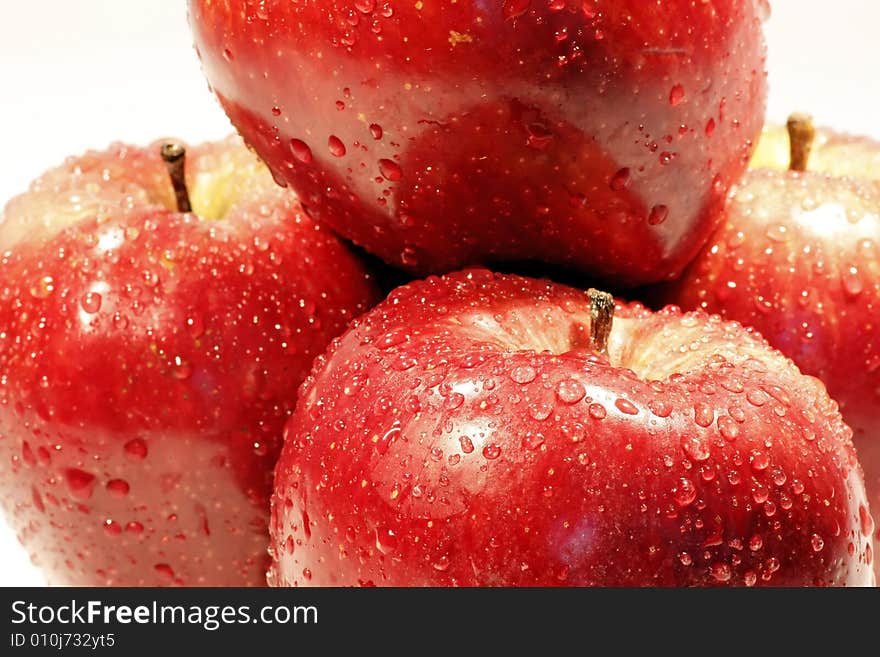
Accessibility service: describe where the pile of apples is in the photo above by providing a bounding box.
[0,1,876,587]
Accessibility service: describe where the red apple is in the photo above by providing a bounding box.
[188,0,768,286]
[0,136,380,586]
[268,269,874,587]
[656,115,880,578]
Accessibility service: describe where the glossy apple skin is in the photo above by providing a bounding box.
[656,168,880,577]
[189,0,767,286]
[269,270,873,587]
[0,139,380,586]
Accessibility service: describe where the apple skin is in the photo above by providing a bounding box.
[0,137,380,586]
[655,163,880,578]
[268,270,874,587]
[188,0,768,286]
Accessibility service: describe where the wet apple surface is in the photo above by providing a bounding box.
[189,0,768,286]
[657,119,880,580]
[0,137,380,585]
[269,270,873,587]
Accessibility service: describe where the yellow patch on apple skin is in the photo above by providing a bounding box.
[0,136,278,251]
[188,137,276,220]
[751,124,880,182]
[449,30,474,46]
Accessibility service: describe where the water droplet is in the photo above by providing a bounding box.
[859,504,874,537]
[20,441,35,467]
[681,436,710,462]
[648,205,669,226]
[64,468,96,500]
[555,379,585,404]
[528,401,553,421]
[588,403,607,420]
[482,444,502,460]
[510,366,537,384]
[693,402,714,427]
[678,551,693,566]
[717,416,739,441]
[289,139,313,164]
[841,266,863,297]
[459,436,475,454]
[31,486,45,513]
[811,534,824,552]
[379,159,402,181]
[370,123,383,140]
[80,292,102,314]
[710,562,731,582]
[673,477,697,507]
[752,484,769,504]
[328,135,347,157]
[705,117,716,137]
[771,469,787,487]
[106,479,130,497]
[154,563,175,582]
[104,519,122,536]
[124,438,148,460]
[522,432,545,451]
[614,398,639,415]
[669,84,685,106]
[648,399,672,417]
[126,521,144,534]
[746,388,769,407]
[749,450,769,472]
[610,168,631,191]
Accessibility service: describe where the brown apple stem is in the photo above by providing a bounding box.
[588,288,614,356]
[161,142,192,213]
[787,113,815,172]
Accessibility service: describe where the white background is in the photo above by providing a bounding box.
[1,1,878,586]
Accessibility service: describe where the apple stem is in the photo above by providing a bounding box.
[161,142,193,213]
[787,113,815,172]
[588,288,614,357]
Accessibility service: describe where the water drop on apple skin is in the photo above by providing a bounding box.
[609,167,631,191]
[64,468,96,500]
[328,135,347,157]
[124,438,148,460]
[289,139,313,164]
[378,158,403,181]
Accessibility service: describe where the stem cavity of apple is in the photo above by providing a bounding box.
[161,142,193,213]
[587,288,614,356]
[787,113,816,173]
